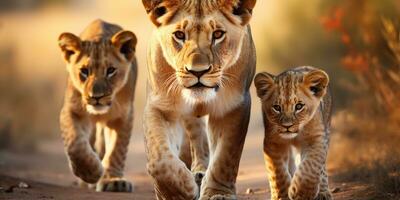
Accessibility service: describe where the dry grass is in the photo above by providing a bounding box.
[329,103,400,199]
[325,19,400,199]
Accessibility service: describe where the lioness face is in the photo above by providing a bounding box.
[158,13,246,103]
[143,0,256,103]
[58,31,137,115]
[255,69,329,139]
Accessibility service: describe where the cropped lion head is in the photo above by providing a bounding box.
[58,31,137,115]
[254,67,329,139]
[143,0,256,103]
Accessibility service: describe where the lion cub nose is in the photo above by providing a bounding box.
[88,81,108,104]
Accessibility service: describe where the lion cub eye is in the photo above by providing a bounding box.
[106,66,117,78]
[79,68,89,82]
[173,31,185,41]
[295,103,304,111]
[272,105,281,113]
[212,30,225,40]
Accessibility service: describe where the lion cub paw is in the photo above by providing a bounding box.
[288,185,318,200]
[315,191,333,200]
[96,178,133,192]
[202,194,236,200]
[70,162,103,184]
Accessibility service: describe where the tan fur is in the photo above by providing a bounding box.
[141,0,257,199]
[58,19,137,192]
[255,66,333,200]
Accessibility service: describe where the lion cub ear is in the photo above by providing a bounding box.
[142,0,179,27]
[254,72,275,98]
[303,69,329,98]
[111,30,137,61]
[58,32,81,63]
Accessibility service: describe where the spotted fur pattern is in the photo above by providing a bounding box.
[255,66,333,200]
[58,19,137,192]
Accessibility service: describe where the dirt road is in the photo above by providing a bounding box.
[0,132,372,200]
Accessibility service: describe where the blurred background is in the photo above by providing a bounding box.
[0,0,399,199]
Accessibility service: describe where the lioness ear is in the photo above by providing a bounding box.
[142,0,180,27]
[111,30,137,61]
[223,0,256,26]
[58,32,81,62]
[303,69,329,98]
[254,72,275,98]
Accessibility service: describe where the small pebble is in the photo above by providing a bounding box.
[18,182,30,189]
[246,188,254,194]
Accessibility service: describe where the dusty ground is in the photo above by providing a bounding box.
[0,129,373,200]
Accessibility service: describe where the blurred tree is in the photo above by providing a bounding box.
[320,0,400,114]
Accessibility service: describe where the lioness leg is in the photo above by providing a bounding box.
[179,130,192,169]
[144,107,198,200]
[183,116,209,186]
[96,118,133,192]
[200,96,251,200]
[60,109,103,184]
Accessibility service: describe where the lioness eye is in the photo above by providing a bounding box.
[173,31,185,41]
[79,68,89,81]
[212,30,225,40]
[107,66,117,77]
[272,105,281,112]
[295,103,304,111]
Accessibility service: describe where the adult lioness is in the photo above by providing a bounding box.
[58,19,137,192]
[141,0,257,199]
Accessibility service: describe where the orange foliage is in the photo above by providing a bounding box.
[341,53,369,72]
[320,8,344,32]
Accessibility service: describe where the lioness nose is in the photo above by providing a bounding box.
[282,124,293,129]
[185,66,211,78]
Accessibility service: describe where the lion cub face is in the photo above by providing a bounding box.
[143,0,256,103]
[255,68,329,139]
[58,31,136,115]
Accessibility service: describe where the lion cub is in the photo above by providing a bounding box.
[58,19,137,192]
[254,66,333,200]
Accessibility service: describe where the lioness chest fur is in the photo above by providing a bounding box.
[58,19,137,192]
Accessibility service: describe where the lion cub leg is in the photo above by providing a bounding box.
[183,116,209,187]
[60,109,103,184]
[264,142,292,200]
[288,137,328,200]
[96,119,133,192]
[144,107,198,200]
[315,166,333,200]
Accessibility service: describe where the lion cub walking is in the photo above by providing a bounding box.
[254,66,333,200]
[57,19,137,192]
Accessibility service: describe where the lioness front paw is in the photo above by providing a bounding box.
[315,191,333,200]
[96,178,133,192]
